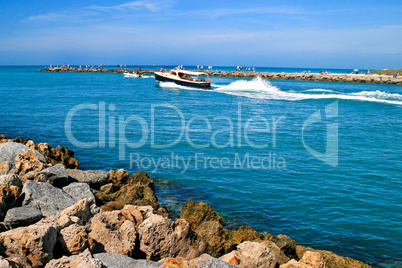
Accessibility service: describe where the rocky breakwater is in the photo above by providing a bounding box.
[203,71,402,85]
[41,67,402,85]
[0,134,373,268]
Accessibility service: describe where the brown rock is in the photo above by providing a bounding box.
[0,224,57,267]
[128,171,155,189]
[60,198,100,224]
[108,169,130,185]
[180,199,221,231]
[15,150,45,176]
[0,161,12,175]
[236,241,278,268]
[274,234,298,260]
[231,225,272,244]
[138,214,202,261]
[162,257,188,268]
[220,251,240,265]
[100,201,126,211]
[88,211,136,256]
[294,246,371,268]
[3,255,30,267]
[195,221,233,257]
[0,185,20,203]
[100,183,120,194]
[280,251,326,268]
[96,183,159,210]
[58,224,89,255]
[261,240,290,265]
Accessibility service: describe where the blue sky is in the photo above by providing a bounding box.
[0,0,401,68]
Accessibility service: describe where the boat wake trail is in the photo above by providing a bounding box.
[213,77,402,105]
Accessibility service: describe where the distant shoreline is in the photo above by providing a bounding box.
[41,67,402,85]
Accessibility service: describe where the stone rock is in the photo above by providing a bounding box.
[198,258,241,268]
[4,206,43,227]
[94,183,159,210]
[0,255,26,268]
[108,169,130,186]
[138,214,202,261]
[236,241,278,268]
[0,161,12,175]
[274,234,298,260]
[180,199,221,231]
[0,174,22,187]
[39,164,69,187]
[94,253,162,268]
[100,183,120,194]
[0,185,21,204]
[66,169,109,189]
[162,257,188,268]
[15,149,46,176]
[101,201,126,211]
[119,204,154,225]
[37,214,80,232]
[261,240,290,265]
[280,251,326,268]
[45,249,104,268]
[295,246,371,268]
[0,223,57,267]
[57,224,89,255]
[188,254,213,267]
[220,251,240,266]
[195,221,233,257]
[0,142,46,166]
[60,197,100,224]
[62,182,96,203]
[88,211,136,256]
[128,171,155,189]
[21,181,93,217]
[231,225,272,244]
[37,143,79,169]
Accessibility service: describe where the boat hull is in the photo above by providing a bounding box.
[155,72,211,89]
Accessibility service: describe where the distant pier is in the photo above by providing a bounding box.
[41,67,402,85]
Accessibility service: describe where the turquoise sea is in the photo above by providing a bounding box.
[0,66,401,267]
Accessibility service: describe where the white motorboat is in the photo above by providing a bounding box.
[154,69,211,89]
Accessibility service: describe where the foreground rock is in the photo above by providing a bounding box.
[95,253,162,268]
[88,211,136,256]
[0,142,46,166]
[21,180,94,217]
[0,223,57,267]
[45,249,104,268]
[4,206,43,227]
[138,214,203,260]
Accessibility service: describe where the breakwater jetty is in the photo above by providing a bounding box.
[41,66,402,85]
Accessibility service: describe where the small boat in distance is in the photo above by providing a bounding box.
[124,71,143,78]
[154,68,211,89]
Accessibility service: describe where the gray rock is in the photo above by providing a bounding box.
[0,174,22,187]
[0,142,46,166]
[40,164,69,186]
[198,258,241,268]
[4,207,43,227]
[63,182,95,202]
[21,181,94,217]
[94,253,162,268]
[67,169,109,188]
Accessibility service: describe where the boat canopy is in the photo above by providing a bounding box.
[177,70,208,76]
